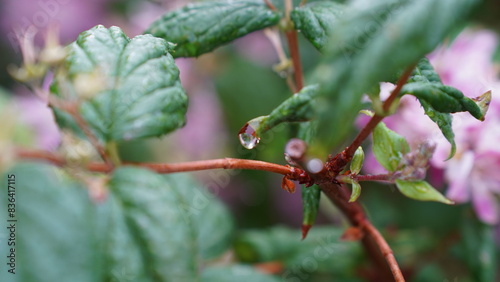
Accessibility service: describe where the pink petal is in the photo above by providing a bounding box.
[471,179,499,225]
[444,151,475,202]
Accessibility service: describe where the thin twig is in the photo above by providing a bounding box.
[361,221,405,282]
[345,64,415,158]
[69,107,112,165]
[264,0,277,11]
[15,149,311,183]
[285,30,304,91]
[319,182,404,281]
[49,97,112,166]
[354,174,392,182]
[328,64,416,174]
[338,174,392,183]
[263,28,297,93]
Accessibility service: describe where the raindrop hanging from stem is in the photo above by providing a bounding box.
[238,116,266,149]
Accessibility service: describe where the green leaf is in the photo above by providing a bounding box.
[0,163,233,282]
[348,181,361,203]
[166,172,235,260]
[395,179,454,204]
[372,121,410,172]
[291,1,345,50]
[301,184,321,239]
[308,0,478,156]
[52,25,188,142]
[402,58,490,120]
[234,226,362,276]
[145,1,281,58]
[0,163,102,282]
[201,265,280,282]
[104,167,234,280]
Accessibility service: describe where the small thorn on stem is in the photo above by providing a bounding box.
[340,226,364,241]
[301,224,312,240]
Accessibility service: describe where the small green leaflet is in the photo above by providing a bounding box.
[146,1,281,57]
[347,147,364,202]
[52,25,188,143]
[372,121,410,172]
[349,181,362,203]
[350,146,364,175]
[291,1,345,50]
[395,179,454,205]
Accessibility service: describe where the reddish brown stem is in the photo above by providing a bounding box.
[352,174,392,182]
[139,158,293,175]
[328,64,416,175]
[285,30,304,92]
[319,182,404,281]
[15,149,310,182]
[49,98,112,166]
[363,221,405,282]
[263,0,277,11]
[345,64,415,159]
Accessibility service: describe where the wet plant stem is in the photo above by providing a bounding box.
[264,0,277,11]
[283,0,304,92]
[338,174,392,183]
[105,141,121,166]
[319,182,404,281]
[15,149,310,182]
[329,64,416,174]
[49,97,112,166]
[285,30,304,91]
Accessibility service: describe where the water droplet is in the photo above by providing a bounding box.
[307,158,324,174]
[238,117,265,149]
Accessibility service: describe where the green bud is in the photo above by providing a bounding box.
[348,181,361,203]
[350,146,364,174]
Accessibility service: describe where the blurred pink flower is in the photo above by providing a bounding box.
[362,28,500,224]
[15,88,61,151]
[1,0,107,50]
